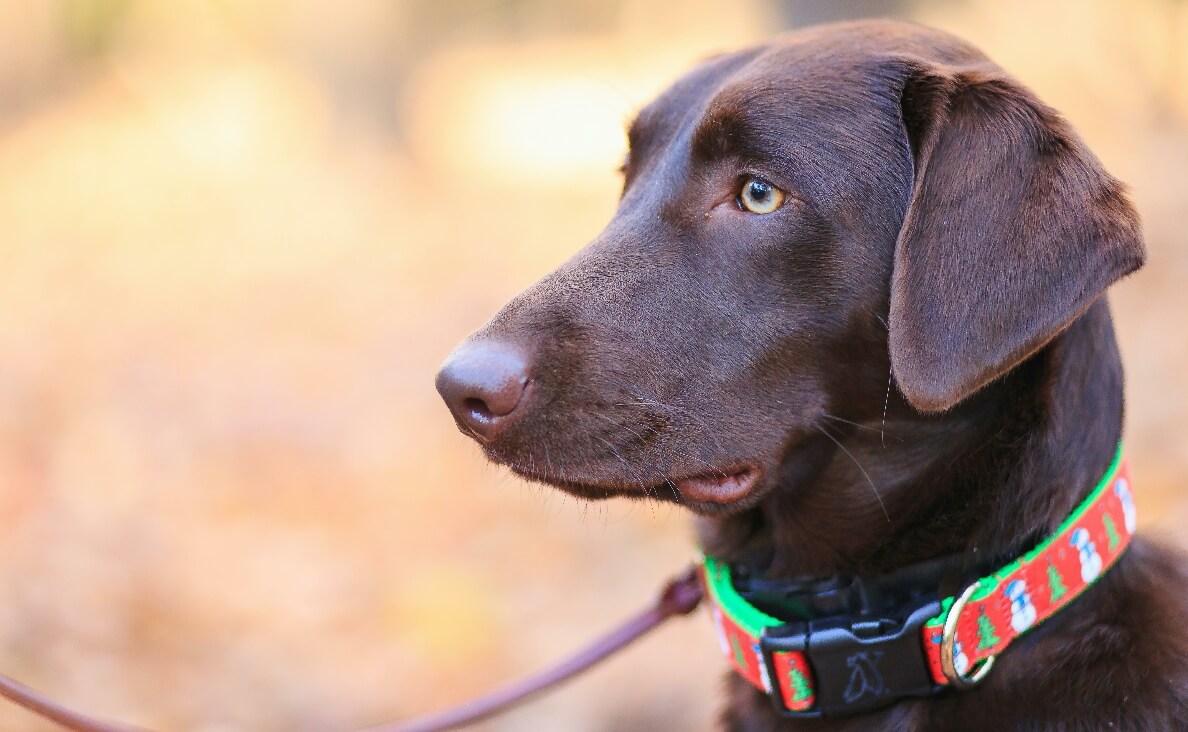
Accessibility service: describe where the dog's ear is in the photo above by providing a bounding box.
[888,61,1145,413]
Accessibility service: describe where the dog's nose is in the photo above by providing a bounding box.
[435,341,530,442]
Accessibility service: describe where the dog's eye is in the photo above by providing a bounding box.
[738,177,785,214]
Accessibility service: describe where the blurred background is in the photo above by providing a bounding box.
[0,0,1184,729]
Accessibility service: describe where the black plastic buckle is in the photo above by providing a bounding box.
[758,596,942,718]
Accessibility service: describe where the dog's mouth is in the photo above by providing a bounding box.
[504,461,762,506]
[672,466,761,503]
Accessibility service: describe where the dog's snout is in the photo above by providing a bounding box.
[435,341,530,442]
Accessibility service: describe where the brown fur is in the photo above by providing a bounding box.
[436,20,1188,730]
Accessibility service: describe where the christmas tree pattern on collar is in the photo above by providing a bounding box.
[700,447,1134,716]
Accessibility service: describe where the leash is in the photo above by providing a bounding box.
[0,674,149,732]
[368,566,703,732]
[0,567,704,732]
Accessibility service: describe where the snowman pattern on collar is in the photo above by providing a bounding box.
[952,639,970,676]
[928,635,971,676]
[1004,579,1038,633]
[1115,477,1137,534]
[1070,527,1103,583]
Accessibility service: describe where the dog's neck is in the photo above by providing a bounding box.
[698,300,1125,585]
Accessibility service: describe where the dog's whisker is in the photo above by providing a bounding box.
[874,309,893,449]
[592,412,720,477]
[881,368,893,449]
[816,423,891,525]
[610,390,718,441]
[542,442,556,481]
[602,381,737,463]
[822,412,903,442]
[665,478,687,504]
[592,432,658,517]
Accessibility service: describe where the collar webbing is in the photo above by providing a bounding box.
[700,447,1134,717]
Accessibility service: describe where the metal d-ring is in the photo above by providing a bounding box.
[940,581,997,688]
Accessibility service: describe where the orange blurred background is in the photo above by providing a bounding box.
[0,1,1184,730]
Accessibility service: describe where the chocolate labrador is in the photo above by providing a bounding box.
[435,19,1188,731]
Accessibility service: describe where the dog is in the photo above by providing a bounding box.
[435,19,1188,730]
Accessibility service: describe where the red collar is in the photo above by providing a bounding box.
[700,448,1134,718]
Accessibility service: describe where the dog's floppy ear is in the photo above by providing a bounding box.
[888,61,1145,413]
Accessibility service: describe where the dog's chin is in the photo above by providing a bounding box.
[501,460,767,516]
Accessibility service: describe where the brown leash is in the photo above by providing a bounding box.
[0,674,149,732]
[0,566,704,732]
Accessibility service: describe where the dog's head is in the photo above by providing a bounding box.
[435,20,1143,515]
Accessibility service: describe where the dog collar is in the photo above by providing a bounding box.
[700,447,1134,718]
